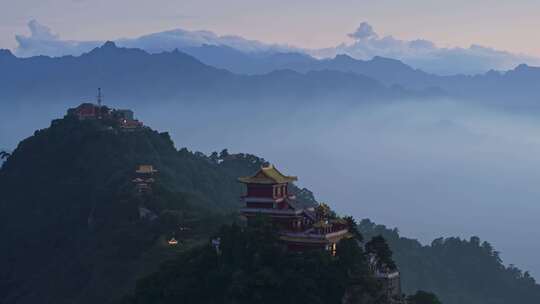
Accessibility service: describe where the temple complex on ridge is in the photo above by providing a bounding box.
[66,88,143,130]
[238,164,351,253]
[239,164,404,302]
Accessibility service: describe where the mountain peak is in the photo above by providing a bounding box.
[515,63,532,71]
[84,40,148,58]
[85,41,122,56]
[371,56,406,66]
[333,54,355,62]
[0,49,15,59]
[102,41,118,49]
[508,63,540,75]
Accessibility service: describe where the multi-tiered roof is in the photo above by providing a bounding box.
[239,164,350,253]
[238,164,297,184]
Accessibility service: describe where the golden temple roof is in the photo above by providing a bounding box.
[136,165,158,174]
[238,164,298,184]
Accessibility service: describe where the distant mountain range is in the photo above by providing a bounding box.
[0,41,419,109]
[2,42,540,109]
[2,41,540,151]
[179,44,540,105]
[15,20,540,75]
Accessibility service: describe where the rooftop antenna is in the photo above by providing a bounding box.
[97,88,103,107]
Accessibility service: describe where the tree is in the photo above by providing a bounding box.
[127,222,359,304]
[219,148,230,159]
[365,235,396,271]
[344,216,363,242]
[209,151,219,163]
[407,291,442,304]
[0,150,10,160]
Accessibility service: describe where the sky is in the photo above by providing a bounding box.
[1,0,540,57]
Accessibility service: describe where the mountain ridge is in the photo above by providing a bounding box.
[177,44,540,98]
[4,42,540,108]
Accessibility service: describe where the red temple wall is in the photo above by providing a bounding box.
[246,185,274,197]
[246,184,288,198]
[246,202,274,209]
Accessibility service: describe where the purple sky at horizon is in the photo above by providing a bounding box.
[1,0,540,57]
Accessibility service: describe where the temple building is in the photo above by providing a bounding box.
[239,164,351,252]
[66,89,143,130]
[133,165,158,194]
[113,109,144,130]
[240,164,403,303]
[67,103,109,120]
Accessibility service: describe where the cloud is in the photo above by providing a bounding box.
[13,20,295,58]
[26,20,58,40]
[347,22,378,40]
[310,22,540,75]
[15,20,102,57]
[117,28,294,54]
[10,20,540,75]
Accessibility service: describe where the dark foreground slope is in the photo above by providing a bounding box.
[0,115,315,304]
[122,221,388,304]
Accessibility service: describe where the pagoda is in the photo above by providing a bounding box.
[239,164,350,252]
[133,165,158,194]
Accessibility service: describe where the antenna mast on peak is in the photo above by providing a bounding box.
[97,88,103,107]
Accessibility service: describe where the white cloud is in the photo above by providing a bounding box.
[347,22,378,40]
[13,20,295,58]
[11,20,540,75]
[117,28,294,53]
[26,20,58,40]
[310,22,540,75]
[15,20,101,57]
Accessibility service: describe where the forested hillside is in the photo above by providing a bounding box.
[122,219,390,304]
[0,114,314,304]
[360,220,540,304]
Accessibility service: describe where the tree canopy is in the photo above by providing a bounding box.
[0,117,315,304]
[123,220,387,304]
[407,291,442,304]
[360,219,540,304]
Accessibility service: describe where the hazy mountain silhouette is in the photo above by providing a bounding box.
[4,41,540,153]
[178,44,540,105]
[6,41,539,111]
[0,41,419,109]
